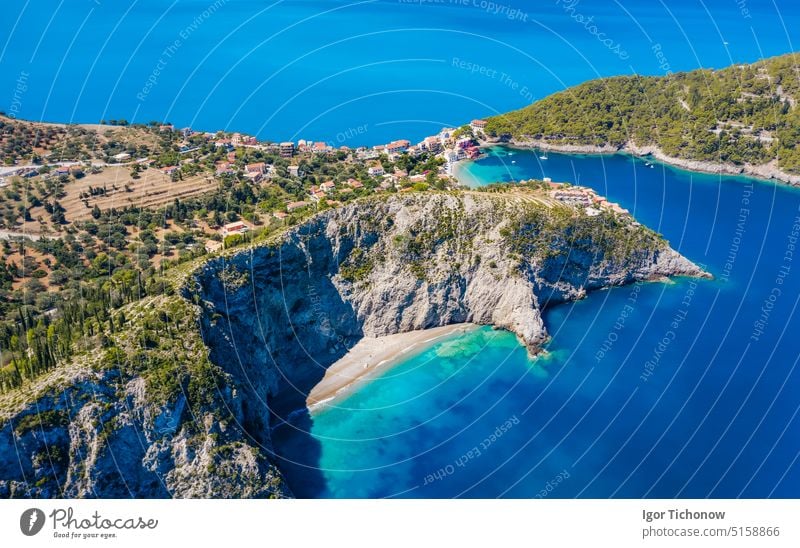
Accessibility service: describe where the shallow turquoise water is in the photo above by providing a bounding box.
[274,149,800,498]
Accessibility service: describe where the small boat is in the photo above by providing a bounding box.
[511,160,516,164]
[539,153,548,160]
[645,162,652,167]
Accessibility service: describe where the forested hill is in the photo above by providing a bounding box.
[485,53,800,173]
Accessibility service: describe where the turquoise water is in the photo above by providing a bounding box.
[3,0,800,145]
[274,149,800,498]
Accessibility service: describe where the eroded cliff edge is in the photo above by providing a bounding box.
[0,190,707,498]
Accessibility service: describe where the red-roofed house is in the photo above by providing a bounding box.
[287,201,310,212]
[385,140,410,154]
[245,162,266,174]
[347,178,364,189]
[221,221,249,236]
[470,119,487,131]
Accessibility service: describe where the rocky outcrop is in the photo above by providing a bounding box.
[1,191,707,498]
[191,192,706,490]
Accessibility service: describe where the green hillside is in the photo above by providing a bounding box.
[486,53,800,173]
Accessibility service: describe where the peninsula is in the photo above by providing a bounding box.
[482,52,800,185]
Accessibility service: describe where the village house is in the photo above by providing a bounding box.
[273,211,288,221]
[438,127,457,146]
[368,164,385,177]
[245,162,266,174]
[312,141,331,154]
[179,144,199,155]
[385,139,410,154]
[470,119,488,132]
[346,178,364,189]
[444,148,466,163]
[356,147,379,161]
[456,137,474,149]
[204,240,224,253]
[287,200,310,212]
[552,189,592,206]
[320,180,336,193]
[215,163,234,176]
[288,165,301,178]
[113,152,131,162]
[221,221,249,237]
[161,166,178,176]
[280,142,295,157]
[244,171,263,183]
[421,136,441,152]
[465,146,481,159]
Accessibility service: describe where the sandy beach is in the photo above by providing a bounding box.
[306,323,478,412]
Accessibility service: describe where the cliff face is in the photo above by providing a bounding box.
[0,191,706,498]
[0,297,288,499]
[192,192,705,489]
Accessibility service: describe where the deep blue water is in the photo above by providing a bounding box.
[274,149,800,498]
[2,0,800,145]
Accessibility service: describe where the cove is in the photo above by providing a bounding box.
[272,147,800,498]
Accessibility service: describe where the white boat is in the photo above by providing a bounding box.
[539,153,548,160]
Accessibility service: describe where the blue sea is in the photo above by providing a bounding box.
[4,0,800,498]
[2,0,800,146]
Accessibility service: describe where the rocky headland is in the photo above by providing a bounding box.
[0,190,708,498]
